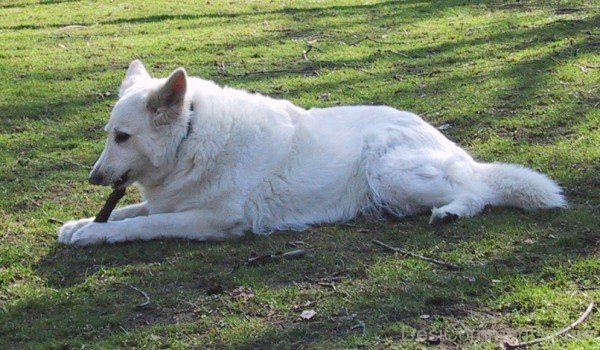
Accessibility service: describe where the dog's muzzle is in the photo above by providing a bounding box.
[89,169,130,188]
[112,170,130,188]
[89,169,106,186]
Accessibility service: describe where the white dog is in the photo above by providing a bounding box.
[58,60,566,246]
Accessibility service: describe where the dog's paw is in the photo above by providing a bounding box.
[428,208,459,225]
[69,222,111,247]
[58,218,94,244]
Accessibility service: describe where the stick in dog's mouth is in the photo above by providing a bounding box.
[112,170,130,189]
[93,186,126,223]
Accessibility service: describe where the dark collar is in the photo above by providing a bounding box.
[176,103,194,157]
[185,102,194,138]
[185,116,193,138]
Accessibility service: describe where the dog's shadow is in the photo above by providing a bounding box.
[36,232,259,290]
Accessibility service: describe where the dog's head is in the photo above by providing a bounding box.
[89,60,190,188]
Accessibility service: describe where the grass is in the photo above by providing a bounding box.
[0,0,599,348]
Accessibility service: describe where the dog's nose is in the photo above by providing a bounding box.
[89,170,105,185]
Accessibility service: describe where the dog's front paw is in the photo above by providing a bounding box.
[58,218,94,244]
[428,208,459,225]
[69,222,111,247]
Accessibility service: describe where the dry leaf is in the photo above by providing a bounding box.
[300,309,316,320]
[294,300,314,311]
[317,93,330,101]
[436,123,453,130]
[229,286,254,301]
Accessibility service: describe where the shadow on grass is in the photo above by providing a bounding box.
[0,210,594,347]
[1,0,599,347]
[0,0,81,10]
[1,0,489,30]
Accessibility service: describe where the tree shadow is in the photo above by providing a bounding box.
[0,0,81,10]
[1,0,599,347]
[0,0,492,30]
[0,210,594,347]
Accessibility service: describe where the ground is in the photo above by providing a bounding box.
[0,0,599,349]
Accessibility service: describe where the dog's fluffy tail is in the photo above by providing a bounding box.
[478,162,567,210]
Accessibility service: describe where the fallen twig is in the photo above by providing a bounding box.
[57,24,93,31]
[414,69,445,77]
[317,281,336,289]
[350,320,366,335]
[247,248,309,266]
[555,7,588,15]
[388,50,411,58]
[48,217,64,225]
[287,240,306,248]
[217,65,318,78]
[38,154,92,170]
[349,36,404,46]
[122,283,150,309]
[372,239,461,270]
[302,45,313,61]
[503,300,596,349]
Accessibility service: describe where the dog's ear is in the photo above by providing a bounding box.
[119,60,151,97]
[147,68,187,127]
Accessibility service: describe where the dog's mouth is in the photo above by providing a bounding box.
[113,170,131,189]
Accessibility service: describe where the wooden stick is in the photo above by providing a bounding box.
[122,283,150,309]
[94,187,126,223]
[247,249,309,266]
[38,154,92,170]
[504,300,596,349]
[372,239,461,270]
[302,45,313,61]
[48,217,65,224]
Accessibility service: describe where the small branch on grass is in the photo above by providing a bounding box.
[302,45,316,61]
[244,67,318,77]
[350,320,366,335]
[122,283,150,309]
[555,7,589,15]
[305,276,343,287]
[317,281,336,289]
[503,300,596,349]
[48,217,64,225]
[349,36,404,46]
[372,239,461,270]
[301,42,322,61]
[57,25,93,31]
[38,154,92,170]
[387,50,411,58]
[414,69,445,77]
[287,240,306,248]
[246,248,309,266]
[216,63,318,78]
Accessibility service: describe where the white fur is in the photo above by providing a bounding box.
[58,60,567,246]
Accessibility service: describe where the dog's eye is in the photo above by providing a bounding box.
[114,131,131,143]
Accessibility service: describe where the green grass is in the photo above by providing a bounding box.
[1,0,599,348]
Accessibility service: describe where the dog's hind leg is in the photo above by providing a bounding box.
[428,195,487,224]
[368,149,492,223]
